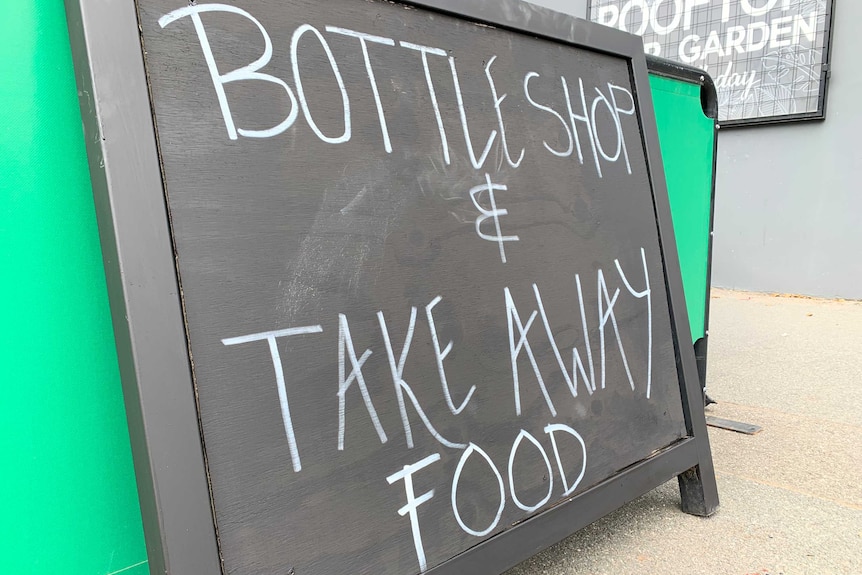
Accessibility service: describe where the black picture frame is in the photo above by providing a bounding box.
[587,0,836,128]
[63,0,719,573]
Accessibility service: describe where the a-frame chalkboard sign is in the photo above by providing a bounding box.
[64,0,718,573]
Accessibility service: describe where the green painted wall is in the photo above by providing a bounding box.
[650,75,715,343]
[0,1,149,574]
[0,4,712,572]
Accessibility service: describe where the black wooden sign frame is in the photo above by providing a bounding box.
[64,0,718,573]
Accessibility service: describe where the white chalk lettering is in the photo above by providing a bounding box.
[469,174,519,264]
[337,313,388,450]
[615,248,653,398]
[504,287,556,417]
[159,4,299,140]
[291,24,351,144]
[532,283,593,398]
[484,55,524,168]
[607,83,634,175]
[378,308,466,450]
[451,443,505,537]
[562,76,602,177]
[400,42,451,164]
[221,325,323,472]
[524,71,573,158]
[425,296,475,415]
[386,453,441,572]
[574,273,598,392]
[544,424,587,496]
[507,429,553,513]
[325,27,395,152]
[597,269,635,392]
[449,57,497,170]
[591,87,623,167]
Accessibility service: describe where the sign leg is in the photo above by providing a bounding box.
[677,464,719,517]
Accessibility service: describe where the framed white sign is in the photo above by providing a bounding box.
[589,0,835,125]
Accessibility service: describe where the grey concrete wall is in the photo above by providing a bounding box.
[523,0,587,18]
[712,7,862,299]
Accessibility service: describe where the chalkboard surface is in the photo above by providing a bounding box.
[136,1,686,573]
[67,0,717,573]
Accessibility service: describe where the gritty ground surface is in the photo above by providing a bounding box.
[503,288,862,575]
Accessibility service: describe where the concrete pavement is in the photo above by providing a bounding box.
[504,288,862,575]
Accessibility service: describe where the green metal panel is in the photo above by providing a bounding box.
[649,74,715,343]
[0,1,149,574]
